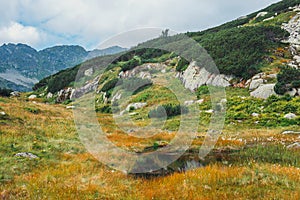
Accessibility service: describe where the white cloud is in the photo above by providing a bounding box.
[0,22,41,47]
[0,0,281,49]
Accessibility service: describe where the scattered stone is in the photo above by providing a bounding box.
[287,142,300,149]
[10,91,20,97]
[66,106,75,109]
[286,88,297,97]
[282,130,300,135]
[125,103,147,111]
[46,92,53,99]
[15,152,38,159]
[252,113,260,117]
[196,99,204,104]
[205,109,214,114]
[28,94,37,100]
[256,12,268,18]
[0,111,6,116]
[284,113,297,120]
[263,16,274,22]
[184,100,195,106]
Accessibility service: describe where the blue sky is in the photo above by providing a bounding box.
[0,0,280,50]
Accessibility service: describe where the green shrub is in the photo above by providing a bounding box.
[196,86,210,98]
[121,78,152,93]
[176,58,189,72]
[148,104,188,118]
[101,78,121,92]
[275,66,300,95]
[0,88,13,97]
[24,107,41,114]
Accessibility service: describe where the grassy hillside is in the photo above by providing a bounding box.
[33,1,299,94]
[0,95,300,199]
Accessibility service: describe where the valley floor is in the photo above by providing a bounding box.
[0,96,300,199]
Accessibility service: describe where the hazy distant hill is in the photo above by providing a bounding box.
[0,43,127,91]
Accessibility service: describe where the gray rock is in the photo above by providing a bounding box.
[10,91,20,97]
[28,95,37,100]
[57,88,74,103]
[196,99,204,104]
[282,130,300,135]
[250,84,276,99]
[46,92,53,99]
[126,103,147,111]
[184,100,195,106]
[0,111,6,116]
[249,79,264,90]
[284,113,297,119]
[256,12,268,18]
[180,62,232,91]
[84,68,94,76]
[286,88,297,97]
[251,113,260,117]
[15,152,38,159]
[287,142,300,149]
[66,106,75,109]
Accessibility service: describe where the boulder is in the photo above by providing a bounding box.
[180,62,232,91]
[28,95,37,100]
[15,152,38,159]
[10,91,20,97]
[126,103,147,111]
[0,111,6,116]
[46,92,53,99]
[251,113,260,117]
[57,88,74,103]
[250,84,276,99]
[66,106,75,109]
[256,12,268,18]
[286,88,298,97]
[249,79,264,90]
[287,142,300,149]
[284,113,297,120]
[282,130,300,135]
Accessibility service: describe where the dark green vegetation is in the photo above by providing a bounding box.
[195,26,289,79]
[275,66,300,94]
[0,88,12,97]
[148,104,188,118]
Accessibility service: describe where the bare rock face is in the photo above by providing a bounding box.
[56,88,74,103]
[179,62,233,91]
[119,63,168,79]
[71,76,99,99]
[250,84,276,99]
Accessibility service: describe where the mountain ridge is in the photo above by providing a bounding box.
[0,43,127,91]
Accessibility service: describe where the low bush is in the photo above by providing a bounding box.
[148,104,188,118]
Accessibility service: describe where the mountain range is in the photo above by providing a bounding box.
[0,43,127,91]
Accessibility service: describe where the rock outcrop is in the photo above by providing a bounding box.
[250,84,276,99]
[178,62,233,91]
[56,88,74,103]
